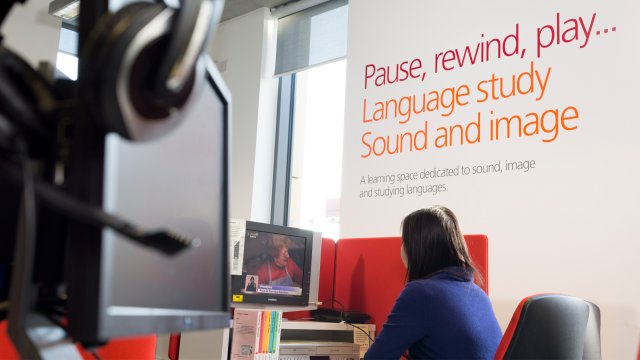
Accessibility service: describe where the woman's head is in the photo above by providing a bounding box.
[401,205,476,282]
[265,234,291,268]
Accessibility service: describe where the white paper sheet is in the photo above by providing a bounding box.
[353,325,372,359]
[229,219,246,276]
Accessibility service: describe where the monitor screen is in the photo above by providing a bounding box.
[65,58,231,342]
[230,221,321,309]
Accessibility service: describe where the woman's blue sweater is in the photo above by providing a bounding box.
[364,267,502,360]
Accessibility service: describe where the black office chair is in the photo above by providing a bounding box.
[494,294,601,360]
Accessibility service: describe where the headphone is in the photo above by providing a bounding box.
[0,44,55,155]
[0,0,224,148]
[81,0,224,141]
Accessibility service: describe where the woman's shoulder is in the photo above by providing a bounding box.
[396,278,452,313]
[402,277,439,299]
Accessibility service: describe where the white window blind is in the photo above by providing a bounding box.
[58,26,78,55]
[274,0,348,76]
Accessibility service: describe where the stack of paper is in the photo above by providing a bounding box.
[230,309,282,360]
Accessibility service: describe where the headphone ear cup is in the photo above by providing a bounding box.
[0,46,54,155]
[81,2,156,139]
[82,3,197,142]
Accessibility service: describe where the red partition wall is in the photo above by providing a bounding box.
[0,321,155,360]
[333,237,405,332]
[333,235,489,333]
[76,335,156,360]
[317,238,337,305]
[465,234,489,293]
[0,321,18,360]
[285,238,336,320]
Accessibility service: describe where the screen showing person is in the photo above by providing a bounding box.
[257,234,303,288]
[230,221,319,308]
[240,231,305,297]
[244,276,258,292]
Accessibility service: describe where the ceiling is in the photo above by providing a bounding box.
[48,0,300,25]
[220,0,297,22]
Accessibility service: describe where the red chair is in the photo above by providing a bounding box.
[494,294,601,360]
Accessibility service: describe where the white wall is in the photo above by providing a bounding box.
[340,1,639,358]
[209,8,278,222]
[3,2,277,223]
[1,1,61,67]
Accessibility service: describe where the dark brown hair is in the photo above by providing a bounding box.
[401,205,477,282]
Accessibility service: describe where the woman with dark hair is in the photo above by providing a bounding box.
[364,205,502,359]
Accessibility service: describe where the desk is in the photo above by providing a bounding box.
[155,321,376,359]
[280,321,375,359]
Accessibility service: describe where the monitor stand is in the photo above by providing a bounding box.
[6,207,82,360]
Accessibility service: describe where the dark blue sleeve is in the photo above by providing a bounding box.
[364,282,429,360]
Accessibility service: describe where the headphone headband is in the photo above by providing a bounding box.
[156,0,223,99]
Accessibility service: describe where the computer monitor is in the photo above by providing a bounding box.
[64,58,230,343]
[230,221,321,311]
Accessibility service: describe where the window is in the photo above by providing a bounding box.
[288,60,346,240]
[271,0,348,240]
[56,25,78,80]
[56,51,78,80]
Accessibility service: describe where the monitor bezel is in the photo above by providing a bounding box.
[65,58,231,342]
[230,221,321,310]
